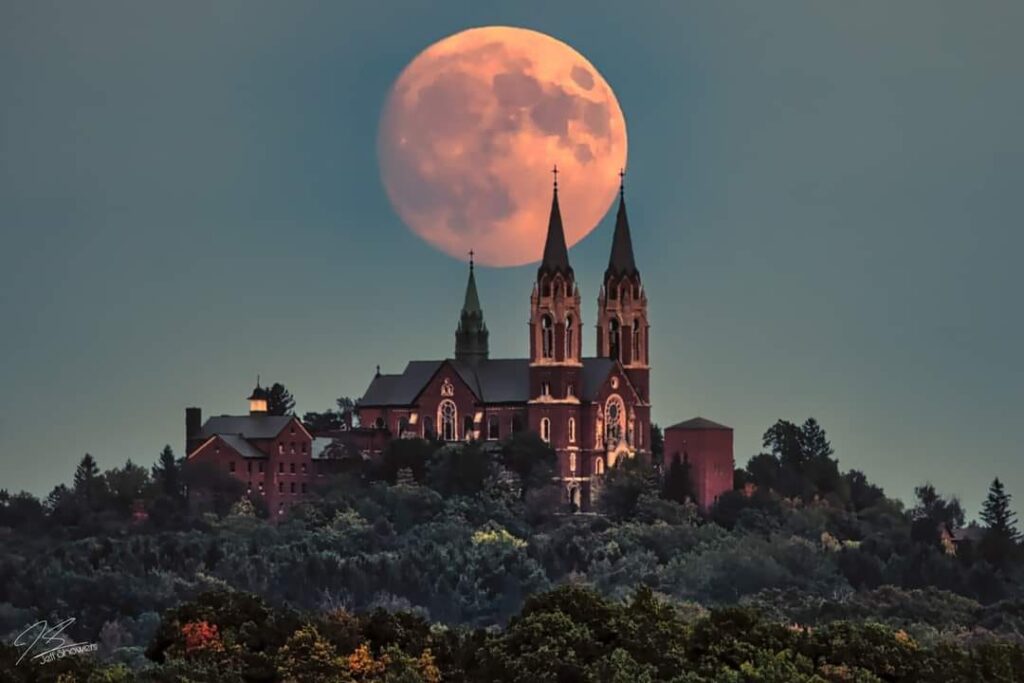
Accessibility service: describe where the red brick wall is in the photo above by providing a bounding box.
[663,424,734,511]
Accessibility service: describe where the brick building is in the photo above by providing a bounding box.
[663,418,734,511]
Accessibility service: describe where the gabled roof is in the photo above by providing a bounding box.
[218,433,268,459]
[580,357,616,401]
[359,361,445,407]
[456,358,529,403]
[665,417,732,431]
[198,414,296,440]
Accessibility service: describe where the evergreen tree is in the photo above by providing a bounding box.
[981,478,1019,540]
[800,417,834,460]
[72,453,105,508]
[650,423,664,461]
[267,382,296,415]
[152,445,182,499]
[661,456,693,505]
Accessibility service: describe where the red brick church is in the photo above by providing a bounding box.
[356,174,733,510]
[183,174,734,514]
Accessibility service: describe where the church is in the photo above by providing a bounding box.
[358,174,658,510]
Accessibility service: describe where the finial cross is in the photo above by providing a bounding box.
[552,164,558,190]
[468,249,474,270]
[619,167,625,196]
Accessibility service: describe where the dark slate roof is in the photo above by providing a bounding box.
[462,265,482,315]
[605,193,638,279]
[217,433,268,459]
[580,357,616,401]
[198,414,294,440]
[665,417,732,431]
[358,357,624,407]
[538,187,573,277]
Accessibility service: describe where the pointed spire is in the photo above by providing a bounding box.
[455,253,489,363]
[539,164,573,277]
[605,168,638,280]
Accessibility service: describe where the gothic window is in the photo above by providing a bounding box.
[541,315,554,358]
[608,319,621,361]
[541,277,551,297]
[568,417,576,443]
[569,452,576,472]
[633,319,642,362]
[565,315,574,359]
[463,415,474,440]
[423,416,435,439]
[488,415,500,440]
[440,400,457,441]
[605,396,625,444]
[541,381,551,397]
[540,417,551,443]
[566,383,575,398]
[595,457,605,475]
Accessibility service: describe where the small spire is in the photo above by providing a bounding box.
[375,365,381,377]
[538,166,572,277]
[605,172,638,280]
[256,374,261,388]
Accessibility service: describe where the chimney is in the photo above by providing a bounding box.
[186,407,202,455]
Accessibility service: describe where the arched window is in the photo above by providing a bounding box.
[608,319,621,361]
[541,277,551,298]
[605,396,625,444]
[569,452,576,472]
[439,400,457,441]
[423,416,435,439]
[565,315,574,359]
[463,415,474,440]
[566,383,575,398]
[374,417,385,429]
[633,319,642,363]
[541,381,551,397]
[595,458,605,475]
[541,315,554,358]
[540,417,551,443]
[488,415,500,440]
[568,417,576,443]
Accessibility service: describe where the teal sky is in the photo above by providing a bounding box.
[1,2,1021,515]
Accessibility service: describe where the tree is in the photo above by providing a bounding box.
[598,456,659,520]
[981,478,1019,540]
[499,432,558,499]
[661,455,693,505]
[267,382,295,416]
[73,453,107,509]
[427,442,494,497]
[910,483,965,545]
[104,459,151,517]
[650,423,664,461]
[152,445,183,499]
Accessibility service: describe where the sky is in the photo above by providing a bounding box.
[1,1,1021,515]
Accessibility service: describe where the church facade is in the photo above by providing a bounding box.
[357,177,652,510]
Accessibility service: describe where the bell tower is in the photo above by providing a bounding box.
[597,171,650,403]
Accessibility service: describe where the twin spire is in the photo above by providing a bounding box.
[454,168,638,361]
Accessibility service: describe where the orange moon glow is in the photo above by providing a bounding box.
[378,26,628,267]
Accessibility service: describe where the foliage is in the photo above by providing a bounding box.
[267,382,296,416]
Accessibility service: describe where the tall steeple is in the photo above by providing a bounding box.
[455,251,489,363]
[597,169,650,394]
[538,165,573,278]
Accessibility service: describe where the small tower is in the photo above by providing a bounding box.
[247,378,269,415]
[597,170,651,400]
[455,251,489,364]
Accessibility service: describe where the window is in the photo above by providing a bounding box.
[565,314,574,359]
[288,462,294,473]
[566,383,574,398]
[542,278,551,297]
[605,396,624,444]
[229,461,236,472]
[423,415,435,439]
[258,481,264,493]
[595,458,605,475]
[278,442,284,455]
[278,462,284,473]
[569,452,576,472]
[301,463,307,473]
[628,421,635,446]
[278,482,284,493]
[301,483,307,494]
[608,319,621,361]
[568,417,576,443]
[540,417,551,443]
[440,400,457,441]
[290,482,296,493]
[278,503,284,515]
[301,442,307,453]
[488,415,500,440]
[290,442,295,454]
[247,462,252,473]
[638,425,643,448]
[541,382,551,397]
[374,417,385,429]
[463,415,474,440]
[259,462,265,473]
[633,319,642,363]
[541,315,554,358]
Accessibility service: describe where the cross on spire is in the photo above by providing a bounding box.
[552,164,558,191]
[468,249,474,271]
[619,168,625,197]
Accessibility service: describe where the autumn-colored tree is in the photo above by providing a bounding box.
[181,620,224,654]
[277,624,346,682]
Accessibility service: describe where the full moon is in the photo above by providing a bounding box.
[378,26,628,267]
